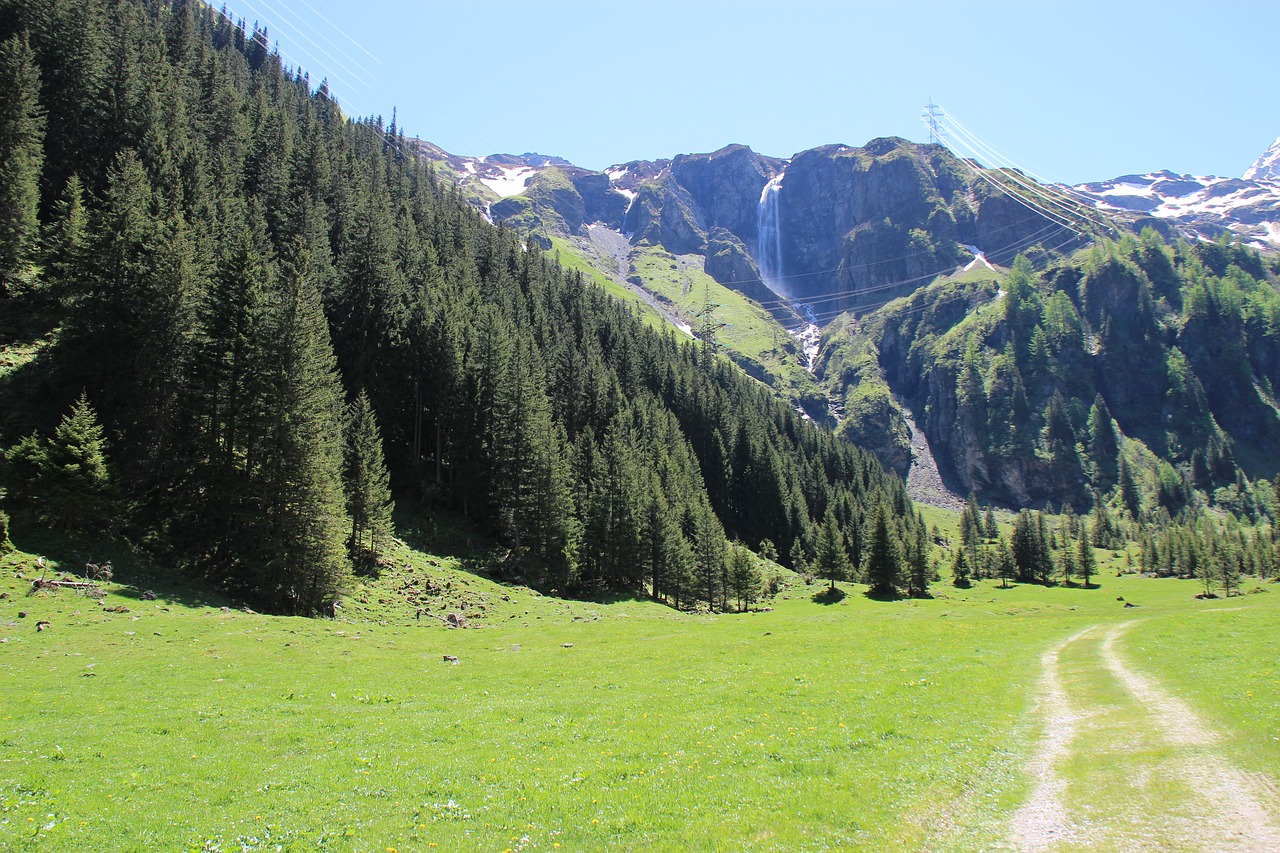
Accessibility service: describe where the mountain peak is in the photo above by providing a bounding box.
[1243,136,1280,181]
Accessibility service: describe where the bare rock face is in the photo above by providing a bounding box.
[703,227,798,324]
[669,144,783,246]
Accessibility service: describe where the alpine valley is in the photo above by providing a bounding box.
[5,2,1280,851]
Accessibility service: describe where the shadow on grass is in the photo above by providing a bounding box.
[7,522,231,610]
[811,586,846,605]
[863,586,904,602]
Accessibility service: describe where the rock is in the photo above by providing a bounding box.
[446,612,467,628]
[1123,602,1137,608]
[561,642,574,648]
[141,590,157,601]
[17,611,27,618]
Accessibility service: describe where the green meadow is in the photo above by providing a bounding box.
[1,529,1276,852]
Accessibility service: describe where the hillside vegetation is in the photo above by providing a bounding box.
[822,234,1280,516]
[0,0,920,614]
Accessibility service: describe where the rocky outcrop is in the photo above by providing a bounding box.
[624,178,707,255]
[670,144,783,246]
[704,227,798,323]
[488,166,631,238]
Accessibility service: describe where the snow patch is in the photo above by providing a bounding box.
[478,165,536,198]
[1244,136,1280,181]
[960,244,996,272]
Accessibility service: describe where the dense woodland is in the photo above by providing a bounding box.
[0,0,924,613]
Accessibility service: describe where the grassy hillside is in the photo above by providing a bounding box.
[2,520,1274,851]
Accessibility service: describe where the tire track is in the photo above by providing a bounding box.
[1009,620,1280,852]
[1008,626,1097,851]
[1099,622,1280,852]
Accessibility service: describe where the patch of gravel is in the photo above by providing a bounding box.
[900,402,965,511]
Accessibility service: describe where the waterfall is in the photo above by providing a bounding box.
[757,172,785,295]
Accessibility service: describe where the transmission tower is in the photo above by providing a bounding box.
[921,99,945,145]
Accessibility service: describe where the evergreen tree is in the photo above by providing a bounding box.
[0,32,45,294]
[951,546,971,587]
[906,513,931,596]
[1077,525,1096,588]
[727,542,762,612]
[865,507,902,596]
[1088,394,1120,487]
[983,507,998,540]
[252,240,351,613]
[812,507,850,590]
[1117,455,1140,518]
[344,390,394,561]
[43,393,114,530]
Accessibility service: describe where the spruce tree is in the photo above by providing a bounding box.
[951,546,971,587]
[865,507,902,596]
[44,393,114,530]
[254,240,351,613]
[344,390,394,561]
[727,542,762,612]
[1077,525,1096,588]
[812,507,850,591]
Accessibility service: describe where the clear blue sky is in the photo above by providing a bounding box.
[225,0,1280,183]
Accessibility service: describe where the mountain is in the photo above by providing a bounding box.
[1244,136,1280,182]
[815,236,1280,512]
[1070,170,1280,250]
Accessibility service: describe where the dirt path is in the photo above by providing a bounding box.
[1008,627,1097,851]
[1009,622,1280,852]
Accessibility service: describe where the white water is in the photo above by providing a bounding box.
[756,172,786,295]
[792,302,821,372]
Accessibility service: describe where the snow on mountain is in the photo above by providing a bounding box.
[476,164,536,198]
[1070,169,1280,250]
[1244,136,1280,182]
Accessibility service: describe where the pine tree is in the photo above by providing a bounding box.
[865,506,902,596]
[906,513,931,596]
[951,546,971,587]
[1088,394,1120,487]
[690,500,726,609]
[812,507,850,591]
[727,542,762,612]
[0,32,46,294]
[983,507,998,540]
[344,390,394,561]
[253,240,351,613]
[1077,525,1096,588]
[43,393,114,530]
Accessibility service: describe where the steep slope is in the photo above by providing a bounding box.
[0,0,923,614]
[1244,136,1280,182]
[816,232,1280,512]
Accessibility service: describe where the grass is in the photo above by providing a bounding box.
[627,246,819,402]
[0,520,1276,851]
